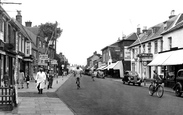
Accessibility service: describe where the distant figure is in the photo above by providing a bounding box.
[3,72,10,87]
[47,70,53,89]
[35,68,46,94]
[74,66,82,89]
[25,74,30,88]
[18,70,25,89]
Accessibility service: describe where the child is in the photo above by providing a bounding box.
[25,75,30,88]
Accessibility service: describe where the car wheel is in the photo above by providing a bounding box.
[175,86,182,97]
[133,83,135,85]
[138,83,141,86]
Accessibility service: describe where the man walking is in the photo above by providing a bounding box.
[35,68,46,94]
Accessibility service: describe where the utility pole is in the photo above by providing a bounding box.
[0,0,21,5]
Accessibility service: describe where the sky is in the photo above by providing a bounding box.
[2,0,183,66]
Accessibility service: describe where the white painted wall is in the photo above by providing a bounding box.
[163,29,183,50]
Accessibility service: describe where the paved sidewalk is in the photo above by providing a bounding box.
[0,74,74,115]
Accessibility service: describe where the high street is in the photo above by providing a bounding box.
[56,75,183,115]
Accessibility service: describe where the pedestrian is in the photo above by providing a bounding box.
[2,72,10,87]
[47,70,53,89]
[18,70,25,89]
[74,66,82,89]
[35,68,46,94]
[25,74,30,88]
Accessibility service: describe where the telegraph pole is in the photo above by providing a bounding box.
[0,0,21,5]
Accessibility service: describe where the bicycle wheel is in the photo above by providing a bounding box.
[149,84,154,96]
[156,85,164,98]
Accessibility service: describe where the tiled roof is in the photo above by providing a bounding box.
[12,19,29,39]
[26,27,39,35]
[125,32,138,40]
[24,27,37,50]
[129,14,181,48]
[101,42,118,51]
[12,19,38,50]
[162,19,183,35]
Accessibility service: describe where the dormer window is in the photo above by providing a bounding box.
[163,21,167,30]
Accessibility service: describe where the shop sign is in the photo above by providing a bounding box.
[124,46,131,61]
[39,54,48,60]
[38,59,47,66]
[51,59,58,65]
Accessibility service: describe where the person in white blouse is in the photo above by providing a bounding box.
[35,68,46,94]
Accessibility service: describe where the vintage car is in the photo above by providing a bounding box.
[122,71,142,86]
[173,69,183,97]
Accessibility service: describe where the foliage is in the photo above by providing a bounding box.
[38,22,63,44]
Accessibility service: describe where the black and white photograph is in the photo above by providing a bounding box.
[0,0,183,115]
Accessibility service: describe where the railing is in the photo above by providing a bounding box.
[0,86,16,111]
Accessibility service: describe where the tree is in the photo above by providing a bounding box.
[38,22,63,45]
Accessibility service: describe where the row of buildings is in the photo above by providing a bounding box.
[0,6,67,88]
[86,10,183,87]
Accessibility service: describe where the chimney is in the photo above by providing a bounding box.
[142,26,148,34]
[169,10,176,19]
[137,24,141,35]
[25,21,32,27]
[16,10,22,24]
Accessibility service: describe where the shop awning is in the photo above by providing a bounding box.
[162,49,183,65]
[97,65,107,70]
[108,61,123,70]
[148,51,173,66]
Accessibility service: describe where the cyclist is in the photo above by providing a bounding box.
[153,70,162,87]
[75,66,82,89]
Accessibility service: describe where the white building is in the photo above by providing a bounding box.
[129,11,183,80]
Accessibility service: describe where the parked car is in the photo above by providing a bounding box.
[97,70,105,79]
[122,71,142,86]
[173,69,183,97]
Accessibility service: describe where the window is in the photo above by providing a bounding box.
[39,41,42,48]
[160,39,163,52]
[139,46,141,54]
[148,42,151,53]
[43,43,45,49]
[22,37,24,53]
[164,22,167,30]
[154,41,158,54]
[143,44,145,53]
[132,49,135,58]
[19,34,22,52]
[168,37,172,49]
[26,42,31,55]
[0,20,4,32]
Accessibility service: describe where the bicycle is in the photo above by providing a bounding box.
[148,80,164,98]
[76,77,80,89]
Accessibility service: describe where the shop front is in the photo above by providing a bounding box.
[148,49,183,87]
[137,53,153,79]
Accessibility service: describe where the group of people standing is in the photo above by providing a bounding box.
[14,67,54,94]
